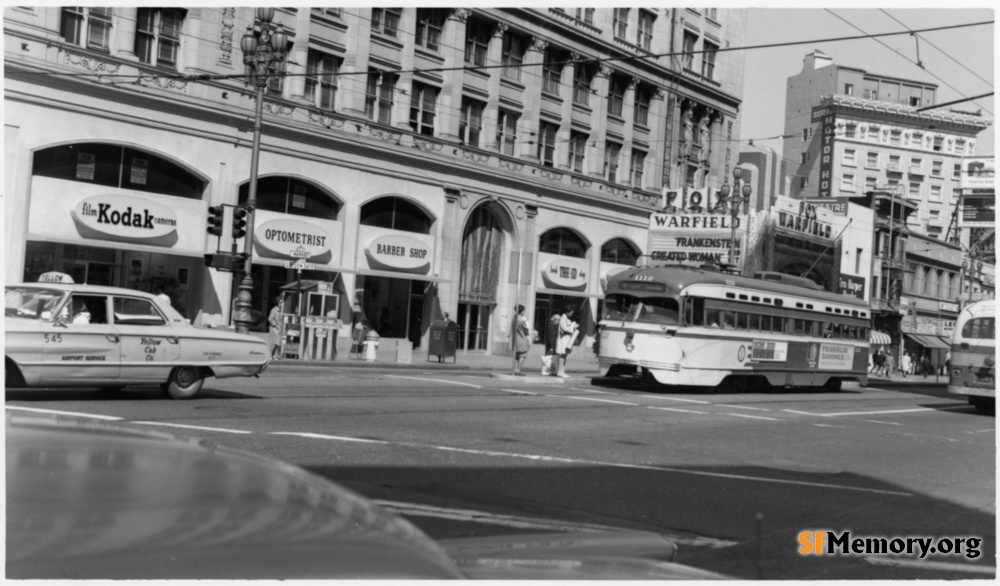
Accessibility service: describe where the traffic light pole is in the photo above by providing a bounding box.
[232,85,265,335]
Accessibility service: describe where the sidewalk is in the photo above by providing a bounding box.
[866,370,949,386]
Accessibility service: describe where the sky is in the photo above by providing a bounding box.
[739,6,995,158]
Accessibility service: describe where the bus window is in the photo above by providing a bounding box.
[636,298,679,325]
[736,312,748,330]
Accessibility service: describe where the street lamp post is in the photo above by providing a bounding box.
[234,8,288,335]
[718,167,753,271]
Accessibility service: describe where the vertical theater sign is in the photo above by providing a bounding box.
[649,187,741,266]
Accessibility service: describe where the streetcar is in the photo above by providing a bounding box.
[597,264,871,391]
[947,299,995,413]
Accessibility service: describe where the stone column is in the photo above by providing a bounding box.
[521,36,548,163]
[589,65,612,179]
[115,7,138,60]
[392,8,419,132]
[484,22,507,153]
[340,9,372,117]
[647,88,668,192]
[287,9,310,102]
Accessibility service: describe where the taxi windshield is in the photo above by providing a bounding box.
[5,287,68,321]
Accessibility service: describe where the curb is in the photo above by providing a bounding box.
[265,359,601,375]
[489,373,583,384]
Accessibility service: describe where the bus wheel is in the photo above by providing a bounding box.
[970,397,995,413]
[822,378,842,392]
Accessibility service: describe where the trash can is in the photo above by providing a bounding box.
[427,320,458,363]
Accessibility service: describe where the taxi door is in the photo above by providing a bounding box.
[112,295,180,380]
[40,294,121,383]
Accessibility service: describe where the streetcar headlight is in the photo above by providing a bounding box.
[626,343,634,353]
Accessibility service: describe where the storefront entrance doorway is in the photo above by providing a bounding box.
[457,303,491,351]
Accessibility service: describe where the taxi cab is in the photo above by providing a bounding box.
[5,273,270,399]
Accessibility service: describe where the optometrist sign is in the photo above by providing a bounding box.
[254,218,333,264]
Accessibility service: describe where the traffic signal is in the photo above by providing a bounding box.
[207,205,224,237]
[232,207,247,239]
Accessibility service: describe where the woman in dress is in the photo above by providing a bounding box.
[267,295,283,360]
[556,306,579,378]
[511,305,530,375]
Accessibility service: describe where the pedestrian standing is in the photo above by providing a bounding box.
[874,349,885,376]
[542,311,561,375]
[555,307,579,378]
[511,305,530,376]
[884,352,896,379]
[900,352,911,378]
[154,285,172,307]
[921,354,930,378]
[267,295,283,360]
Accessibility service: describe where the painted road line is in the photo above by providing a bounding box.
[813,424,846,428]
[277,432,913,496]
[385,375,482,389]
[376,500,738,549]
[560,396,639,406]
[647,406,708,415]
[500,388,538,395]
[5,406,123,421]
[863,420,902,426]
[726,412,781,422]
[785,406,969,418]
[864,556,995,575]
[717,404,772,411]
[644,395,712,405]
[568,387,617,395]
[131,421,253,434]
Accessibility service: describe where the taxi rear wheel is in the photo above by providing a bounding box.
[161,366,204,400]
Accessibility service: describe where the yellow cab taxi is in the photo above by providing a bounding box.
[5,272,269,398]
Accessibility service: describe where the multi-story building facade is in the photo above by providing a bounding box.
[780,50,991,363]
[4,7,747,356]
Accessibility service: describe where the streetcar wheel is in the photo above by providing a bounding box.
[822,378,842,392]
[98,386,124,393]
[161,366,204,400]
[970,397,995,413]
[605,364,637,378]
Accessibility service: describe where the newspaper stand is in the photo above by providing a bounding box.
[279,280,341,361]
[427,319,458,363]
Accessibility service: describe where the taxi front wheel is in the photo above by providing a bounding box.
[161,366,204,400]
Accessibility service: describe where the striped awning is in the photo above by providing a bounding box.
[904,333,951,350]
[870,330,891,345]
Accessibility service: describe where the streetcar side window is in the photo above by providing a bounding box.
[736,312,748,330]
[686,297,705,326]
[706,308,721,328]
[961,317,995,339]
[748,313,760,331]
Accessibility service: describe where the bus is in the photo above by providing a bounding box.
[597,265,871,391]
[947,299,995,412]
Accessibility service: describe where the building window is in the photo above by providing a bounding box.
[631,149,646,188]
[929,185,943,202]
[701,40,718,79]
[634,85,651,126]
[539,227,587,258]
[573,61,593,106]
[887,178,899,190]
[568,131,587,173]
[604,142,621,183]
[496,109,518,156]
[360,196,432,234]
[542,49,564,95]
[908,182,920,199]
[574,8,594,24]
[931,160,943,176]
[608,74,626,117]
[637,11,654,50]
[501,31,526,81]
[371,8,401,37]
[910,96,921,107]
[841,174,855,191]
[799,176,809,189]
[682,31,697,70]
[865,176,878,191]
[537,122,557,167]
[135,8,182,68]
[601,238,640,265]
[955,139,966,154]
[910,157,922,173]
[888,154,900,171]
[911,131,923,146]
[305,50,339,110]
[459,98,485,147]
[465,19,490,66]
[705,8,718,20]
[932,136,943,151]
[855,248,863,274]
[802,128,810,142]
[409,82,438,136]
[864,89,878,100]
[365,69,396,124]
[845,83,854,95]
[61,7,113,52]
[415,8,447,51]
[844,123,857,139]
[801,152,810,164]
[866,152,878,168]
[890,130,901,145]
[843,149,856,166]
[239,176,341,220]
[953,163,962,180]
[613,8,629,39]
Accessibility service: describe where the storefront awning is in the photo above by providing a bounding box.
[904,333,951,350]
[349,268,451,283]
[869,330,892,345]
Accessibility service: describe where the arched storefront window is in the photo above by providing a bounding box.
[539,227,588,258]
[600,238,640,265]
[239,176,341,220]
[360,196,433,234]
[32,143,205,198]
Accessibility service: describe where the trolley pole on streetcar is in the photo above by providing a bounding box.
[234,8,289,334]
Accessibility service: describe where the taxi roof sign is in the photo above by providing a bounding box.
[38,272,75,284]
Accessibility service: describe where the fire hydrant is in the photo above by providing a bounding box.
[363,330,380,361]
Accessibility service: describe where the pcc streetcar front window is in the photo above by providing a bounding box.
[635,298,680,325]
[603,294,640,321]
